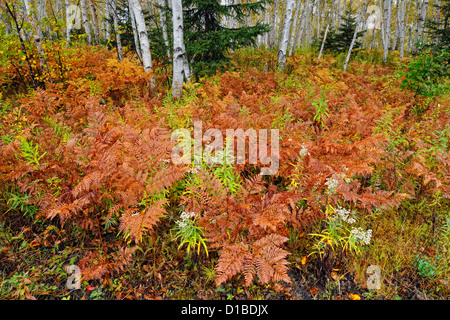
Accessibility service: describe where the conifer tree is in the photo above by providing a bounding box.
[320,9,365,53]
[182,0,270,79]
[425,0,450,51]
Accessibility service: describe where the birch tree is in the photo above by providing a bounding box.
[343,0,367,71]
[318,23,329,59]
[172,0,187,98]
[109,0,123,60]
[80,0,92,44]
[23,0,49,78]
[128,0,142,61]
[66,0,71,43]
[89,0,100,44]
[415,0,429,47]
[104,1,111,42]
[129,0,153,73]
[397,0,408,57]
[278,0,294,70]
[156,0,170,57]
[379,0,393,63]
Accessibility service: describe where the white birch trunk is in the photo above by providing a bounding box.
[398,0,407,58]
[24,0,49,76]
[109,0,123,60]
[415,0,429,46]
[288,0,301,54]
[80,0,92,44]
[89,0,100,44]
[318,23,329,59]
[278,0,294,70]
[105,1,111,42]
[66,0,71,43]
[172,0,187,98]
[157,0,170,57]
[129,0,153,73]
[128,0,142,61]
[379,0,392,63]
[343,0,367,71]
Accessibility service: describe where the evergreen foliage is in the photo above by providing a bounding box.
[182,0,270,79]
[402,0,450,97]
[320,10,365,53]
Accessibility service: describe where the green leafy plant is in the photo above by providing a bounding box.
[309,205,371,257]
[415,254,437,278]
[400,46,450,98]
[173,211,208,256]
[18,136,46,167]
[312,90,329,129]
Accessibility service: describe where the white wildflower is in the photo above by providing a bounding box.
[325,177,339,193]
[335,206,356,224]
[176,211,195,229]
[299,144,310,158]
[188,166,199,174]
[351,227,372,245]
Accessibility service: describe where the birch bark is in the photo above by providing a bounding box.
[128,0,142,61]
[109,0,123,60]
[89,0,100,44]
[80,0,92,44]
[343,0,367,71]
[129,0,153,72]
[172,0,187,98]
[278,0,294,70]
[24,0,49,77]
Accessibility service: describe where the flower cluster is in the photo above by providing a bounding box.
[299,144,310,158]
[325,177,339,193]
[335,206,356,224]
[176,211,195,229]
[351,227,372,245]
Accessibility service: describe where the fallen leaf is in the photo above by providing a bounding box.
[331,271,339,281]
[308,286,318,295]
[349,293,361,300]
[301,256,307,265]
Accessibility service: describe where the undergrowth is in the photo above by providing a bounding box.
[0,45,449,300]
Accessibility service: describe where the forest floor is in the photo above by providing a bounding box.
[0,46,449,300]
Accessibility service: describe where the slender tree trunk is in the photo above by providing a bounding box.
[392,0,399,50]
[415,0,429,47]
[288,0,301,54]
[380,0,392,63]
[157,0,170,57]
[407,24,412,56]
[343,0,367,72]
[172,0,187,98]
[80,0,92,44]
[65,0,71,43]
[24,0,49,78]
[105,0,111,42]
[293,0,310,51]
[89,0,100,44]
[37,0,47,35]
[109,0,123,60]
[129,0,154,87]
[269,0,280,48]
[398,0,407,58]
[318,23,329,59]
[278,0,294,70]
[128,0,142,61]
[4,1,39,89]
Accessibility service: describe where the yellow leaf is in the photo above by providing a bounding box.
[331,271,339,281]
[349,293,361,300]
[301,256,307,265]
